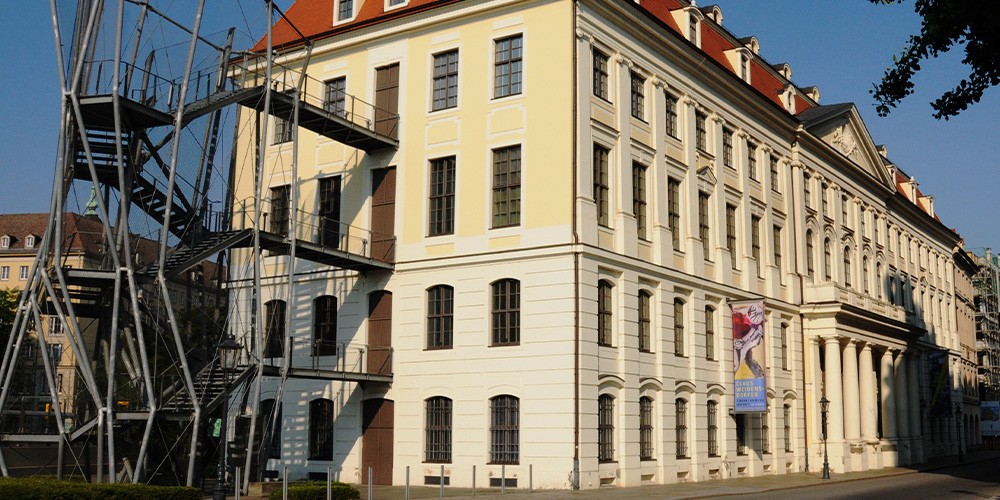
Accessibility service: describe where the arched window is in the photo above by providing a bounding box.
[843,246,852,287]
[876,262,884,300]
[598,394,615,462]
[490,395,519,464]
[863,256,870,293]
[264,300,286,358]
[427,285,454,349]
[823,238,832,280]
[761,408,771,454]
[639,396,654,460]
[707,400,719,457]
[313,295,337,356]
[806,230,815,278]
[598,280,614,347]
[675,398,688,458]
[638,290,652,352]
[425,397,452,463]
[491,279,520,346]
[309,398,334,460]
[673,298,685,356]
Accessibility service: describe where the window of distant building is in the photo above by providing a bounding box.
[593,48,609,101]
[598,394,615,462]
[425,397,452,463]
[432,50,459,111]
[0,236,8,249]
[24,235,35,248]
[427,285,454,349]
[429,157,456,236]
[0,266,8,281]
[630,71,645,121]
[494,35,523,98]
[491,279,520,346]
[490,395,519,464]
[492,146,521,228]
[18,266,27,280]
[640,396,654,460]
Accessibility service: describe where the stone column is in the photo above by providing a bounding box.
[809,336,822,448]
[880,348,897,439]
[842,339,861,441]
[894,352,910,439]
[907,351,923,462]
[823,336,845,441]
[859,343,878,440]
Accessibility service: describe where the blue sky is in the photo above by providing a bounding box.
[1,1,996,250]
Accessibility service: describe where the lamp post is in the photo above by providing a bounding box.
[954,402,964,462]
[820,396,830,480]
[214,335,241,500]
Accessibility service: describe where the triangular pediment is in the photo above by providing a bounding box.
[697,165,718,185]
[798,103,893,189]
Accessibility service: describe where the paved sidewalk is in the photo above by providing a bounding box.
[231,449,1000,499]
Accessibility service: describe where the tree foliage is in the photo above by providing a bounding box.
[870,0,1000,119]
[0,287,20,345]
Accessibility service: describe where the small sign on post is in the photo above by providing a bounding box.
[210,418,222,438]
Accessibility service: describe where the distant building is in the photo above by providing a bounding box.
[972,250,1000,402]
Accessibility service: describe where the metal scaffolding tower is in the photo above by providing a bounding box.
[973,249,1000,401]
[0,0,397,491]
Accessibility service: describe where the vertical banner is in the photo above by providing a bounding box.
[732,300,767,413]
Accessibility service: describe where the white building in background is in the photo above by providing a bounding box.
[226,0,975,489]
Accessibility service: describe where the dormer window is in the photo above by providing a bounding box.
[740,54,750,82]
[0,236,8,249]
[25,235,35,248]
[337,0,353,21]
[688,12,700,46]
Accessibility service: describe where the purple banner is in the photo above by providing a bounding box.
[732,300,767,413]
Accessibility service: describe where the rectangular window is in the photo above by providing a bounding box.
[806,232,815,278]
[698,192,710,260]
[695,112,707,151]
[1,266,7,280]
[665,92,678,138]
[783,405,792,452]
[318,176,342,248]
[598,395,615,462]
[490,396,519,464]
[593,49,609,100]
[425,397,452,463]
[429,157,456,236]
[668,178,681,249]
[842,194,849,224]
[638,291,651,353]
[821,183,829,216]
[338,0,353,20]
[633,162,647,240]
[427,285,454,349]
[18,266,28,280]
[722,128,734,168]
[761,411,771,454]
[630,71,645,120]
[705,306,715,361]
[324,77,347,117]
[640,397,654,461]
[492,146,521,228]
[747,142,758,181]
[491,279,520,346]
[751,215,761,277]
[494,35,523,98]
[770,155,780,192]
[269,185,291,235]
[593,145,610,227]
[676,399,688,459]
[780,323,789,370]
[726,204,737,269]
[48,318,63,336]
[804,173,812,210]
[773,225,783,276]
[432,50,459,111]
[673,299,685,356]
[708,401,719,456]
[273,118,292,144]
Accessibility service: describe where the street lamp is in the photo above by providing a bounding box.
[214,334,241,500]
[954,402,964,463]
[820,396,830,480]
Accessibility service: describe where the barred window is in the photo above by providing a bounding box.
[432,50,459,111]
[665,92,679,138]
[598,280,613,347]
[668,178,681,248]
[761,410,771,454]
[705,306,715,361]
[698,192,710,259]
[491,279,520,346]
[673,298,685,356]
[695,112,707,151]
[640,397,654,460]
[492,146,522,228]
[425,397,453,463]
[309,398,334,460]
[676,399,688,459]
[726,204,737,269]
[494,35,523,98]
[594,145,610,227]
[708,401,719,456]
[783,404,792,452]
[633,162,648,239]
[638,291,651,353]
[427,285,454,349]
[630,71,645,120]
[593,49,609,100]
[429,157,456,236]
[490,395,519,464]
[751,216,761,277]
[598,394,615,462]
[723,128,734,168]
[264,299,286,358]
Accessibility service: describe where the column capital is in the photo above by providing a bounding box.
[859,341,873,352]
[844,338,859,347]
[575,29,594,44]
[821,334,843,346]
